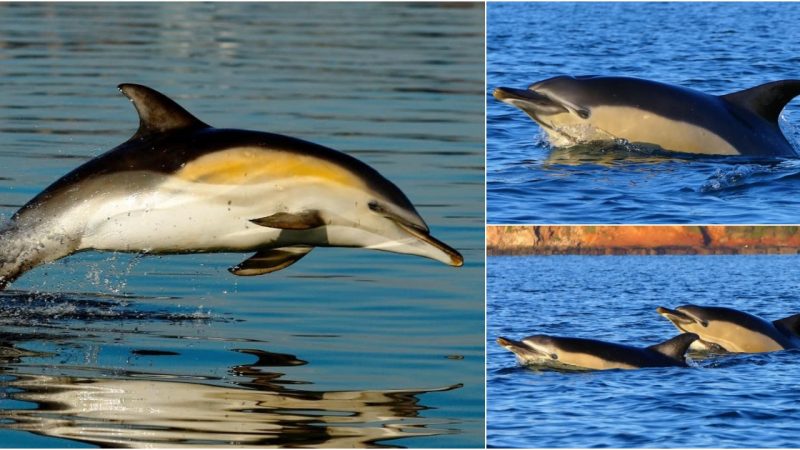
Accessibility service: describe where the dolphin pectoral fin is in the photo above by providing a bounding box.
[773,313,800,337]
[721,80,800,123]
[228,246,314,276]
[250,211,325,230]
[647,333,699,362]
[118,84,209,138]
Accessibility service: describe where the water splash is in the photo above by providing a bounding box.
[700,165,764,192]
[0,289,221,325]
[84,253,144,295]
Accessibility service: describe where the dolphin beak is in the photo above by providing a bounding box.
[493,87,570,117]
[497,337,541,361]
[656,306,675,316]
[367,202,463,267]
[394,220,464,267]
[497,336,531,352]
[492,87,545,102]
[657,306,681,319]
[497,337,516,347]
[493,87,546,102]
[657,306,697,328]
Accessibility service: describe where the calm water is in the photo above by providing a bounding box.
[488,254,800,448]
[0,3,485,447]
[487,2,800,223]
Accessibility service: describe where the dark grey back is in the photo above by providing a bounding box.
[15,127,417,222]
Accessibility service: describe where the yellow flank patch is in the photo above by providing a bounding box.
[542,106,740,155]
[175,147,365,187]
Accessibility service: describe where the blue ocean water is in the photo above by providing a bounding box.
[0,3,485,447]
[487,2,800,223]
[488,254,800,448]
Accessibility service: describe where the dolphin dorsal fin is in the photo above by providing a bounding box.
[721,80,800,123]
[118,83,209,139]
[773,313,800,337]
[648,333,699,360]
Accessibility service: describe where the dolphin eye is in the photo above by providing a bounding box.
[368,201,383,213]
[550,353,558,360]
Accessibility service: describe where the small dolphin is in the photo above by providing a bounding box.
[0,84,463,289]
[494,75,800,157]
[496,333,698,371]
[657,305,800,353]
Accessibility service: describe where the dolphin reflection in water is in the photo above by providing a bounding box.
[1,346,462,447]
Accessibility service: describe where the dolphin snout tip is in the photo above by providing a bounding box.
[496,336,512,347]
[492,87,508,101]
[657,306,681,318]
[449,252,464,267]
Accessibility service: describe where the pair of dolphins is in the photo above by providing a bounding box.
[0,84,463,289]
[497,305,800,371]
[494,75,800,157]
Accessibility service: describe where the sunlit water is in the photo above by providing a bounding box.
[0,3,485,447]
[487,2,800,223]
[488,255,800,448]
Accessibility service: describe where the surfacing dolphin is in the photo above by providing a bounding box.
[494,75,800,157]
[0,84,463,289]
[496,333,698,371]
[657,305,800,353]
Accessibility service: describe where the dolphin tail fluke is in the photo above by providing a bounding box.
[648,333,699,362]
[773,313,800,337]
[721,80,800,124]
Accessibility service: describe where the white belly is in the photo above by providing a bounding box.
[75,178,353,253]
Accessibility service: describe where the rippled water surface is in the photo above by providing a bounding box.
[487,2,800,223]
[488,254,800,448]
[0,3,485,447]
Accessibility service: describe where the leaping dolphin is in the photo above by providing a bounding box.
[0,84,463,289]
[496,333,698,371]
[494,75,800,157]
[657,305,800,353]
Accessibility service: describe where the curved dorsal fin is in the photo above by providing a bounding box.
[773,312,800,337]
[648,333,699,360]
[118,83,209,138]
[721,80,800,123]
